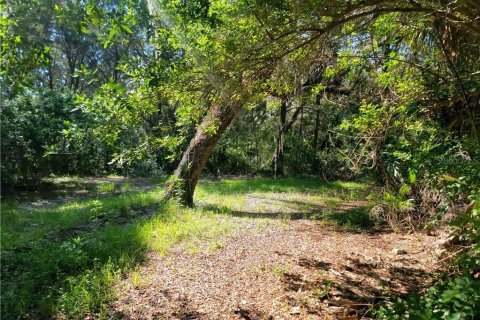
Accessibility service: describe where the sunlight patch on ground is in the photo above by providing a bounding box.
[2,176,379,319]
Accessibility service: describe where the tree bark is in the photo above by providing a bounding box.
[164,104,238,206]
[273,99,287,177]
[272,99,303,176]
[312,109,320,153]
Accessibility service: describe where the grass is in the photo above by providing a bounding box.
[1,188,163,249]
[196,177,376,230]
[272,263,292,276]
[1,176,377,319]
[312,279,334,300]
[120,182,132,192]
[97,182,115,194]
[317,207,378,231]
[197,176,370,196]
[1,188,234,319]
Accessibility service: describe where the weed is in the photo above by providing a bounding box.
[312,280,334,300]
[97,182,115,194]
[206,239,225,252]
[129,269,151,289]
[273,264,291,275]
[120,182,132,192]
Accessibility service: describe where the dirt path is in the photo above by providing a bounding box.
[7,176,162,210]
[2,177,441,319]
[113,220,436,319]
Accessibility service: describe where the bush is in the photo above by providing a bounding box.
[1,89,75,187]
[376,275,480,320]
[1,88,169,189]
[376,198,480,319]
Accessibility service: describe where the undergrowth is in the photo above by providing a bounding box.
[375,196,480,320]
[1,188,234,319]
[1,177,377,319]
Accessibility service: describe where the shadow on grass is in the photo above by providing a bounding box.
[1,190,167,320]
[201,200,377,232]
[198,177,369,197]
[2,176,167,210]
[323,207,377,231]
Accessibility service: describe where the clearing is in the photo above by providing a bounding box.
[1,177,437,319]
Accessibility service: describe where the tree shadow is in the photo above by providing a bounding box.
[298,257,332,270]
[201,199,377,232]
[1,193,165,319]
[201,203,319,220]
[198,177,369,197]
[3,176,164,210]
[279,255,431,317]
[111,293,208,320]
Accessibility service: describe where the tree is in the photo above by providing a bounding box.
[2,0,479,202]
[162,0,479,205]
[0,0,161,185]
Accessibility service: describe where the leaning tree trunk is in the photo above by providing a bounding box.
[164,104,238,206]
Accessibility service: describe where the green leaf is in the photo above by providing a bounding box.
[121,25,132,34]
[443,174,457,182]
[408,168,417,184]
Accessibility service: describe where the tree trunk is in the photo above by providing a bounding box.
[310,109,321,174]
[312,109,320,152]
[272,98,303,176]
[273,99,287,177]
[164,104,238,206]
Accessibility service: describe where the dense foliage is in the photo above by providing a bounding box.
[1,0,479,319]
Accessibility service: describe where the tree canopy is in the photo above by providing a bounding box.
[1,0,480,319]
[1,0,478,198]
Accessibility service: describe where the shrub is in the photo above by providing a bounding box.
[376,198,480,320]
[376,275,480,320]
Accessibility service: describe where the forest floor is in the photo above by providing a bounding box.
[1,177,438,320]
[5,175,163,210]
[113,178,438,320]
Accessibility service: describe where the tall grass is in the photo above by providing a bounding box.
[1,189,233,319]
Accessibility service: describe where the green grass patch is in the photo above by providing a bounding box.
[197,177,370,198]
[97,182,116,194]
[1,188,234,319]
[1,176,377,319]
[1,188,164,250]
